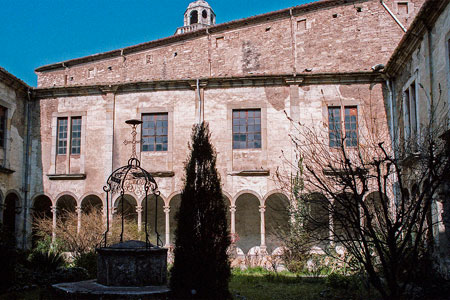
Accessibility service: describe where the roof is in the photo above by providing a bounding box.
[35,0,363,73]
[385,0,450,76]
[0,66,30,91]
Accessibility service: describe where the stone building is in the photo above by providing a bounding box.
[2,0,428,256]
[384,0,450,277]
[0,67,33,249]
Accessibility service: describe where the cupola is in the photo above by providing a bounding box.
[176,1,216,34]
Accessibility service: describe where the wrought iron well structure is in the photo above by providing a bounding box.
[102,119,163,248]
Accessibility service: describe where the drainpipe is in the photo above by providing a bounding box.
[22,89,33,249]
[197,79,202,124]
[380,0,407,33]
[386,79,395,142]
[426,27,434,128]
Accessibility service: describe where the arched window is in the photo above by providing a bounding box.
[190,10,198,24]
[202,10,208,19]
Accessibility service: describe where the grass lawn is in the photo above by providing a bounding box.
[229,268,377,300]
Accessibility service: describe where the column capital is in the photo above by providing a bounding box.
[259,205,266,213]
[51,206,58,213]
[230,205,236,213]
[163,206,170,214]
[75,206,82,213]
[136,205,143,213]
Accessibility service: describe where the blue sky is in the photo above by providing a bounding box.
[0,0,316,86]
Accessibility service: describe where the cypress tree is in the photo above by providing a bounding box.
[170,122,231,299]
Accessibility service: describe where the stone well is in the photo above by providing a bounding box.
[97,240,168,286]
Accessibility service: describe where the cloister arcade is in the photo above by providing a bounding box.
[23,189,388,255]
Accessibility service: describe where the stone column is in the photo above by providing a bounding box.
[164,206,170,246]
[230,205,236,240]
[51,206,57,242]
[259,205,266,248]
[136,205,143,232]
[76,205,82,234]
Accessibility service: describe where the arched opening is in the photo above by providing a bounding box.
[306,193,330,243]
[364,192,388,231]
[265,193,289,253]
[333,193,358,242]
[144,195,165,245]
[56,194,77,222]
[235,193,260,254]
[190,10,198,24]
[31,195,52,247]
[202,9,208,19]
[169,194,182,245]
[81,195,103,214]
[114,195,137,220]
[114,195,139,240]
[3,193,19,244]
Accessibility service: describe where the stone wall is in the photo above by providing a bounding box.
[0,68,34,248]
[30,0,423,253]
[35,0,422,88]
[385,0,450,277]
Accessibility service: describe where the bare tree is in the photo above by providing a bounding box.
[33,208,144,256]
[277,103,450,299]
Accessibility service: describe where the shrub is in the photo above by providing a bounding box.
[28,250,65,273]
[73,251,97,279]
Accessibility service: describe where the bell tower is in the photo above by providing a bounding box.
[176,1,216,34]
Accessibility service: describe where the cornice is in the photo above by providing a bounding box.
[0,67,30,92]
[32,72,383,99]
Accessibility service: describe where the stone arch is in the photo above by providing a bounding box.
[233,189,262,206]
[235,192,261,254]
[3,191,21,243]
[143,194,165,245]
[262,190,289,205]
[305,192,330,243]
[264,192,290,253]
[363,191,389,229]
[31,193,53,207]
[31,194,52,247]
[55,191,79,206]
[0,189,4,206]
[56,194,77,222]
[168,193,182,245]
[114,194,138,220]
[332,192,358,241]
[222,193,231,231]
[5,189,22,207]
[222,191,233,206]
[81,194,103,214]
[190,10,198,24]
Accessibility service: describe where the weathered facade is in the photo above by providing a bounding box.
[1,0,429,258]
[384,0,450,277]
[0,67,33,248]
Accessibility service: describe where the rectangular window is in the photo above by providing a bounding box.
[0,107,6,148]
[397,2,409,15]
[142,113,168,151]
[329,106,358,148]
[232,109,261,149]
[70,117,82,155]
[57,117,68,155]
[404,81,418,141]
[344,107,358,147]
[328,107,341,148]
